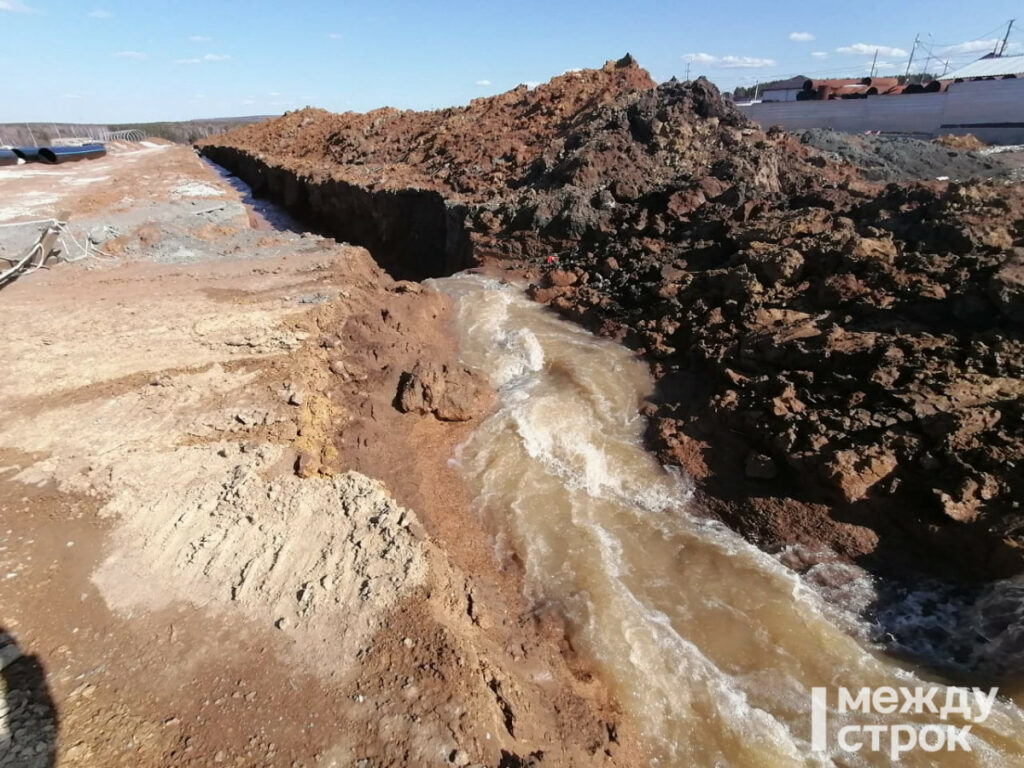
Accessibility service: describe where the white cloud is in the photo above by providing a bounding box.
[522,81,541,89]
[686,53,717,64]
[326,32,342,39]
[0,1,32,11]
[789,32,814,42]
[836,43,908,57]
[114,51,147,60]
[685,52,777,68]
[474,79,491,86]
[188,35,212,43]
[177,53,230,64]
[811,51,828,59]
[937,39,1016,56]
[88,8,112,18]
[268,91,280,97]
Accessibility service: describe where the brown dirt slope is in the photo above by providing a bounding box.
[201,57,1024,582]
[202,55,655,196]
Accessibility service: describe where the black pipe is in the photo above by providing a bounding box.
[0,149,17,167]
[12,147,42,162]
[38,144,106,164]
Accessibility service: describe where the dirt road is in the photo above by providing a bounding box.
[0,146,642,767]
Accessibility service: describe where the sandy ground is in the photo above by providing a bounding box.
[0,146,643,767]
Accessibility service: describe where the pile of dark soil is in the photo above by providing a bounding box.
[795,128,1009,182]
[200,57,1024,581]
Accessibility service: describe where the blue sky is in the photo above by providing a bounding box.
[1,0,1020,122]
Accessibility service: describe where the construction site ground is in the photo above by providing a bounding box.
[0,145,642,768]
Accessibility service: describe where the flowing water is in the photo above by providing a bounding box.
[432,273,1024,767]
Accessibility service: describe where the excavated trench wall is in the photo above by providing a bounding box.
[199,146,476,281]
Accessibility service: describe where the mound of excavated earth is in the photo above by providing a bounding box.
[794,128,1011,183]
[200,56,1024,581]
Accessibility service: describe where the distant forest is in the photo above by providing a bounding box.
[0,115,270,147]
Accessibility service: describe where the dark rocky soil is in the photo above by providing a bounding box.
[795,128,1011,183]
[199,55,1024,583]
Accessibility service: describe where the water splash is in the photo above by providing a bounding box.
[432,274,1024,767]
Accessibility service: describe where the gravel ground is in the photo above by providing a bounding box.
[794,128,1013,182]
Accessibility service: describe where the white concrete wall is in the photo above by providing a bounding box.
[762,88,800,103]
[739,78,1024,144]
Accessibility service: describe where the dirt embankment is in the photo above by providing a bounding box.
[199,56,1024,583]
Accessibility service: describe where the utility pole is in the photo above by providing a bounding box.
[870,49,878,78]
[998,19,1015,56]
[685,58,691,81]
[922,33,933,80]
[904,34,919,79]
[942,59,950,77]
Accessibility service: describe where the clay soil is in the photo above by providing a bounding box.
[0,146,644,767]
[200,55,1024,586]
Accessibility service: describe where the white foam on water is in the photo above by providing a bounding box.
[433,273,1024,767]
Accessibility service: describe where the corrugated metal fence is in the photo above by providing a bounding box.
[740,79,1024,144]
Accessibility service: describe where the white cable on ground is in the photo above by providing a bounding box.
[0,218,119,287]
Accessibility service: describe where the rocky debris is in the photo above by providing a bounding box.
[202,57,1024,579]
[397,361,487,421]
[795,128,1009,182]
[990,251,1024,323]
[825,448,898,503]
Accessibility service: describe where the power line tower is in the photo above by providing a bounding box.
[998,19,1015,56]
[904,34,919,79]
[922,33,933,79]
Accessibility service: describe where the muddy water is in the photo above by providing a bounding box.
[433,274,1024,767]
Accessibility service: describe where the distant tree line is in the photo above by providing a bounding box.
[0,116,270,147]
[108,117,270,144]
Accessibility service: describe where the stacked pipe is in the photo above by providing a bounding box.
[5,143,106,165]
[798,76,948,100]
[38,144,106,163]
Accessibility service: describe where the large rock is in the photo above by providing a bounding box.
[989,254,1024,324]
[396,362,487,422]
[824,447,898,503]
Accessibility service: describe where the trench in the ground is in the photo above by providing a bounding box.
[200,148,474,281]
[207,153,1024,766]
